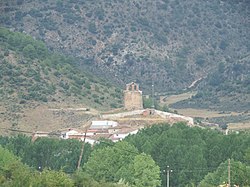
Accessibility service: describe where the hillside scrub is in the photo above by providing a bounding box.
[1,0,249,97]
[0,27,122,108]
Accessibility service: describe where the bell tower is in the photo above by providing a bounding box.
[124,82,143,110]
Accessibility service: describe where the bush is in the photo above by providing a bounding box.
[88,22,97,34]
[84,82,91,89]
[219,40,228,50]
[110,103,118,108]
[95,8,105,20]
[23,44,37,59]
[195,55,206,66]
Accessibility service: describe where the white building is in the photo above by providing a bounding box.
[90,120,118,129]
[61,129,84,139]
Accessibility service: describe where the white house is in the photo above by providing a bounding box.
[61,129,84,139]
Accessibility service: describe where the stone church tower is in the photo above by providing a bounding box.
[124,82,143,110]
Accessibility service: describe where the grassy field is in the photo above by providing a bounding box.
[160,92,196,106]
[160,92,250,129]
[174,108,241,118]
[228,122,250,130]
[161,91,242,118]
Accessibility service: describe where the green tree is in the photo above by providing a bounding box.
[4,134,31,159]
[28,138,91,173]
[200,159,250,186]
[0,146,33,187]
[32,169,74,187]
[85,141,138,182]
[129,153,161,187]
[7,33,22,48]
[0,146,76,187]
[73,171,130,187]
[23,44,37,59]
[73,171,102,187]
[35,40,48,58]
[143,96,154,108]
[84,141,160,186]
[244,148,250,165]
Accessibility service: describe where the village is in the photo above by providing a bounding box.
[32,82,194,144]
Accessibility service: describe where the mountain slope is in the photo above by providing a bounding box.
[0,0,249,111]
[0,27,122,130]
[1,0,249,90]
[172,55,250,112]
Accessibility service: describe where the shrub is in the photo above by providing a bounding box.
[23,44,37,59]
[88,22,97,34]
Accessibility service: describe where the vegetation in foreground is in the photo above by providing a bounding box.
[1,123,250,186]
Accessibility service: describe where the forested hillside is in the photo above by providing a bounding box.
[0,0,249,111]
[1,123,250,186]
[0,27,122,129]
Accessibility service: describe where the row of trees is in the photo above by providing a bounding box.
[1,123,250,186]
[124,123,250,186]
[0,135,91,174]
[0,145,130,187]
[0,136,161,187]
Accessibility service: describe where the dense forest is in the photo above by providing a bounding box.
[1,123,250,186]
